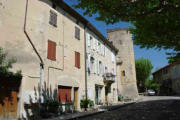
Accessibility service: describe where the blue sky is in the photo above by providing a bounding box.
[65,0,169,72]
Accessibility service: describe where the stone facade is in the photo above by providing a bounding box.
[86,29,118,105]
[0,0,86,118]
[107,28,139,99]
[153,62,180,95]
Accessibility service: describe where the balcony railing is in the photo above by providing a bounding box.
[103,73,115,83]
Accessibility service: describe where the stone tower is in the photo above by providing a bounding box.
[107,28,138,99]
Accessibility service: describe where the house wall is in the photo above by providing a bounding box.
[153,63,180,95]
[107,29,138,99]
[0,0,85,118]
[86,29,118,105]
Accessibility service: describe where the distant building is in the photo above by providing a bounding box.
[153,61,180,95]
[107,28,139,99]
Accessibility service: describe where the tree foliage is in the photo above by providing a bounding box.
[145,78,160,92]
[75,0,180,60]
[135,57,153,92]
[0,47,21,78]
[0,47,22,105]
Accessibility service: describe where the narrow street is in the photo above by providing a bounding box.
[80,96,180,120]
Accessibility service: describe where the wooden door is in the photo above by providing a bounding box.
[58,86,71,102]
[74,89,78,109]
[0,91,18,119]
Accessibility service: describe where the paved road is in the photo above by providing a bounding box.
[80,96,180,120]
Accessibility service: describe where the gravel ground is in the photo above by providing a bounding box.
[80,96,180,120]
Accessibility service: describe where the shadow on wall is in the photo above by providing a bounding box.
[24,82,74,119]
[24,82,59,119]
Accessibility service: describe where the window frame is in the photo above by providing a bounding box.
[75,26,80,40]
[49,10,57,27]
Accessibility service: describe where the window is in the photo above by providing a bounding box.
[75,52,80,68]
[105,67,108,73]
[99,61,102,74]
[97,42,100,52]
[49,10,57,27]
[87,34,91,47]
[111,53,115,63]
[90,57,94,73]
[47,40,56,61]
[103,45,106,56]
[121,70,125,77]
[75,27,80,40]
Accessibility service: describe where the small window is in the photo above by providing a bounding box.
[49,10,57,27]
[75,52,80,68]
[47,40,56,61]
[75,27,80,40]
[121,70,125,77]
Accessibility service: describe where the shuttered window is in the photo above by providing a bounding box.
[75,52,80,68]
[47,40,56,61]
[75,27,80,40]
[49,10,57,27]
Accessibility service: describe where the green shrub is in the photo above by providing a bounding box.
[80,99,94,108]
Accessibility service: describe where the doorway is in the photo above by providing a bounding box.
[74,88,78,109]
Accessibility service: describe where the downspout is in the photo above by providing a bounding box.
[84,24,88,111]
[24,0,44,105]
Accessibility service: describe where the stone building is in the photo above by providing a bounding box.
[86,29,118,105]
[0,0,119,119]
[107,28,139,99]
[153,61,180,95]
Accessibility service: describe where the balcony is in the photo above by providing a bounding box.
[103,73,115,84]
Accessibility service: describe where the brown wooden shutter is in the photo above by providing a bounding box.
[75,52,78,68]
[77,52,80,68]
[75,52,80,68]
[47,40,56,61]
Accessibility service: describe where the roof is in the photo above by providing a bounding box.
[153,61,180,75]
[107,28,129,33]
[51,0,118,53]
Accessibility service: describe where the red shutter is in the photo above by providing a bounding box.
[52,41,56,60]
[75,52,80,68]
[75,52,77,67]
[78,52,80,68]
[47,40,56,61]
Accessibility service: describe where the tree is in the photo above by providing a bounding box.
[74,0,180,60]
[0,47,21,76]
[0,47,22,104]
[135,57,153,92]
[145,78,160,93]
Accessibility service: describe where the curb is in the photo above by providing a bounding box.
[67,102,135,120]
[42,102,135,120]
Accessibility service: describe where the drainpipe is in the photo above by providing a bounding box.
[24,0,44,109]
[84,24,88,111]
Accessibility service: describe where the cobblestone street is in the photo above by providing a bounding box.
[80,96,180,120]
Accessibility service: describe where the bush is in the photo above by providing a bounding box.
[118,95,123,101]
[41,100,59,118]
[89,100,94,107]
[80,99,94,108]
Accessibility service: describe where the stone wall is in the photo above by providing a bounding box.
[107,28,139,99]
